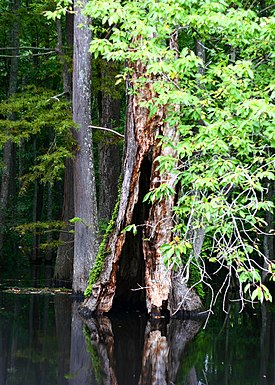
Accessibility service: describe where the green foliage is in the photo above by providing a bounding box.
[85,0,275,309]
[44,0,73,20]
[122,223,137,236]
[0,86,74,187]
[85,176,122,297]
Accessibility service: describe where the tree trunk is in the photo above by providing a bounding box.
[98,63,121,223]
[0,0,20,257]
[81,49,201,316]
[262,180,275,282]
[72,0,98,293]
[55,13,74,284]
[55,158,75,282]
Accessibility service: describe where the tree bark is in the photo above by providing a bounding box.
[72,0,98,293]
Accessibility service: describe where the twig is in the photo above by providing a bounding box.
[46,92,68,102]
[0,51,56,58]
[258,3,275,15]
[0,46,54,51]
[89,125,124,138]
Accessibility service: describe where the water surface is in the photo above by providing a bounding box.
[0,291,274,385]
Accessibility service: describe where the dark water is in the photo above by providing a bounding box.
[0,291,274,385]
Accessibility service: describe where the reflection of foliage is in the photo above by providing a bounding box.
[83,326,102,385]
[176,306,263,385]
[0,293,58,384]
[175,330,209,384]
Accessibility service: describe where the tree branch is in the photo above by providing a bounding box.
[88,125,124,138]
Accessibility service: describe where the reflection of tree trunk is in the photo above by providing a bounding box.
[82,316,117,385]
[259,303,271,385]
[55,295,72,385]
[185,367,198,385]
[69,303,94,385]
[0,318,10,385]
[139,319,200,385]
[81,316,200,385]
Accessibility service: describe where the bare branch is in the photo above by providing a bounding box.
[89,125,124,138]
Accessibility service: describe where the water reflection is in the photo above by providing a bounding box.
[0,291,274,385]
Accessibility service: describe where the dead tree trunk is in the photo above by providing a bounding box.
[81,51,201,316]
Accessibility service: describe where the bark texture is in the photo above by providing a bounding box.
[82,54,201,315]
[72,1,98,293]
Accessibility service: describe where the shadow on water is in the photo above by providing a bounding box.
[0,287,274,385]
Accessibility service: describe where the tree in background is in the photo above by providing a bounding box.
[71,0,99,294]
[0,0,73,267]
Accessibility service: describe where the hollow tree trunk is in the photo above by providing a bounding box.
[82,38,201,316]
[72,0,98,293]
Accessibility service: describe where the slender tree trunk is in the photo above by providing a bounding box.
[98,63,121,223]
[262,180,275,282]
[81,36,201,317]
[0,0,20,257]
[45,183,53,263]
[72,0,98,293]
[55,13,74,283]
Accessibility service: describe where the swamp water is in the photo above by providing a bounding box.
[0,282,274,385]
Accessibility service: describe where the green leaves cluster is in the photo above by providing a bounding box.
[0,86,74,187]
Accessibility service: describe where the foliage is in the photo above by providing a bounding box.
[0,86,74,187]
[44,0,73,20]
[85,0,275,310]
